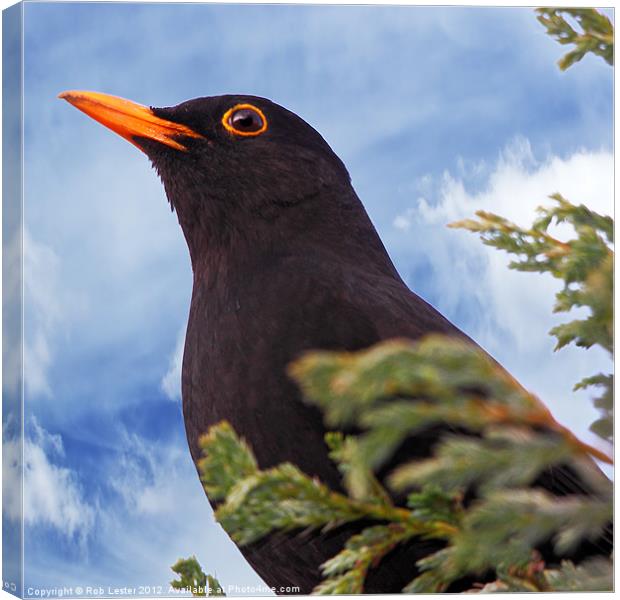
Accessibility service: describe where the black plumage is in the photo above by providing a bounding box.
[60,91,611,594]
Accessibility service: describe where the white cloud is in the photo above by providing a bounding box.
[29,416,65,457]
[416,137,612,227]
[22,150,192,417]
[24,441,95,542]
[3,417,23,523]
[90,429,266,591]
[4,419,96,542]
[23,230,61,397]
[393,212,414,231]
[23,230,87,399]
[3,232,23,398]
[161,330,185,401]
[110,431,187,516]
[407,137,613,349]
[17,422,267,591]
[393,137,613,451]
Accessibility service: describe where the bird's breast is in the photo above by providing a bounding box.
[180,278,344,492]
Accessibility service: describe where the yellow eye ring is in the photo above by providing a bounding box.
[222,103,268,137]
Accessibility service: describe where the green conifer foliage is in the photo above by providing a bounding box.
[536,8,613,69]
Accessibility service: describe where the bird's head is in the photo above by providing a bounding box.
[59,91,357,266]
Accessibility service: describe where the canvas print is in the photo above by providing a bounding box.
[2,3,613,597]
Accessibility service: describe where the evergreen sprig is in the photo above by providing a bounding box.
[536,8,613,69]
[451,195,613,444]
[314,525,417,595]
[197,421,456,548]
[291,335,611,470]
[171,556,225,597]
[407,486,613,593]
[197,420,258,501]
[543,558,614,592]
[290,335,612,591]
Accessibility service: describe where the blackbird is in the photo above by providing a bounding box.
[60,91,611,593]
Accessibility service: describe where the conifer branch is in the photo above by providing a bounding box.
[451,195,613,446]
[536,8,613,69]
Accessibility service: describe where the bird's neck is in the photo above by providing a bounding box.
[177,186,402,287]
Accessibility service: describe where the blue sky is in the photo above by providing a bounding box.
[5,2,613,596]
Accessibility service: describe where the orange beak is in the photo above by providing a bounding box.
[58,90,202,152]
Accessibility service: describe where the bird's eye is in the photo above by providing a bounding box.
[222,104,268,137]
